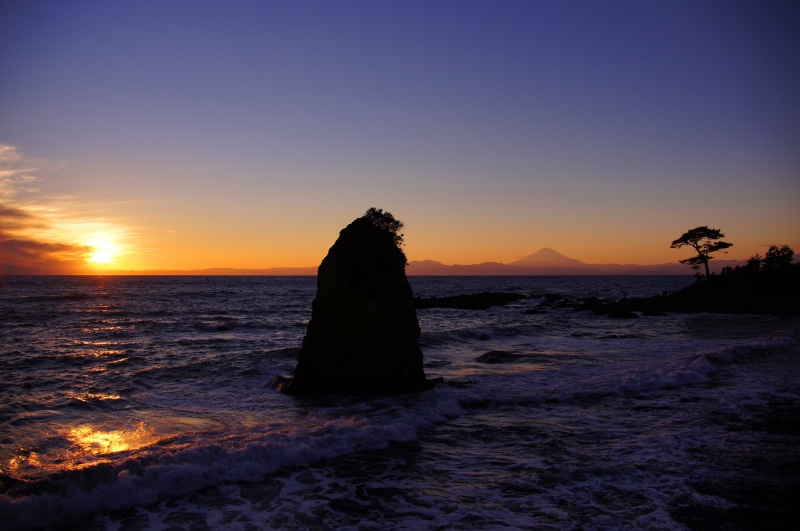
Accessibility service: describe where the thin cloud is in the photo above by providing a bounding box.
[0,237,92,273]
[0,143,131,274]
[0,199,89,272]
[0,144,24,163]
[0,144,45,200]
[0,203,47,231]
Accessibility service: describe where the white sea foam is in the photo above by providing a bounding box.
[456,332,798,407]
[0,389,461,530]
[697,331,797,363]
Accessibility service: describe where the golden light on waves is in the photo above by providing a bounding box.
[3,423,160,477]
[67,422,157,455]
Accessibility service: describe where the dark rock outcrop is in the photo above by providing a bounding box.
[279,216,432,394]
[541,293,563,302]
[609,311,640,319]
[575,296,605,313]
[414,292,527,310]
[589,267,800,316]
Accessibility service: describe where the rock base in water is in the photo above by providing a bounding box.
[282,215,432,395]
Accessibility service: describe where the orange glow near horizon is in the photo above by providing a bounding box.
[0,138,796,273]
[3,203,797,273]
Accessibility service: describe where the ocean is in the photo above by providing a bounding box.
[1,275,798,530]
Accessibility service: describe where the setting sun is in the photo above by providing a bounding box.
[90,248,114,263]
[83,233,121,265]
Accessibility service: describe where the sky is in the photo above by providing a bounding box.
[1,0,798,273]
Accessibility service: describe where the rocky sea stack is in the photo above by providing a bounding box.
[278,209,433,394]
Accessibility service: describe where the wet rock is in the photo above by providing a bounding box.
[574,296,606,313]
[414,292,527,310]
[609,311,640,319]
[278,215,432,394]
[475,351,524,364]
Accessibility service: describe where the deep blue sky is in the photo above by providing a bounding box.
[1,1,798,269]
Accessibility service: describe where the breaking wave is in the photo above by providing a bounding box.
[0,390,460,530]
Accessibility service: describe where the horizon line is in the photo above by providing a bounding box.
[3,257,753,276]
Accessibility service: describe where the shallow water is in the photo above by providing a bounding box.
[1,275,798,530]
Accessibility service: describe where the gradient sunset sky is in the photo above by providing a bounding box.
[1,1,798,272]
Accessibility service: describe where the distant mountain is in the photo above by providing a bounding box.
[404,260,689,275]
[506,248,587,268]
[405,260,746,276]
[406,248,747,276]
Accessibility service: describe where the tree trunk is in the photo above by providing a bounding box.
[703,260,710,280]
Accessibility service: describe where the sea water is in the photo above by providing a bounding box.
[0,276,798,530]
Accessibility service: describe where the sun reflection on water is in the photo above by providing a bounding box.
[5,452,41,475]
[3,422,165,477]
[67,422,157,455]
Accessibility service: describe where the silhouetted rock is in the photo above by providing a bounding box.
[574,296,605,313]
[278,216,432,394]
[414,292,527,310]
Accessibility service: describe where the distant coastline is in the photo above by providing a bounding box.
[2,248,749,276]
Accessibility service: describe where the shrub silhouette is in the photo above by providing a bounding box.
[364,207,405,248]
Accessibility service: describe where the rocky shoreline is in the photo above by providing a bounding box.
[589,270,800,316]
[412,270,800,317]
